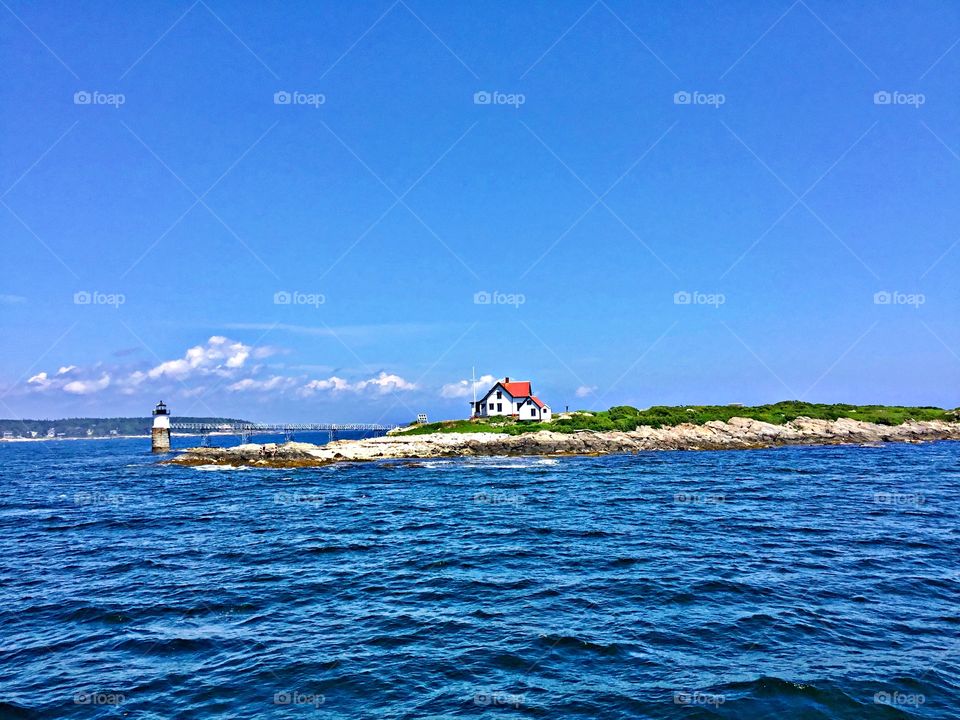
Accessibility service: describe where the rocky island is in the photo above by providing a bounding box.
[166,415,960,468]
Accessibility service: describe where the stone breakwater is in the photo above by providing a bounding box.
[165,417,960,468]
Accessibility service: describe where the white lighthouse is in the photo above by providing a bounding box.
[152,401,171,453]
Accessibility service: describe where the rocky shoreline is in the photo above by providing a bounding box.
[164,416,960,468]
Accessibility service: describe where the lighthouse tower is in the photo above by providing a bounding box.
[151,401,171,453]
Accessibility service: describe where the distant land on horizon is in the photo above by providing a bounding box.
[0,417,249,439]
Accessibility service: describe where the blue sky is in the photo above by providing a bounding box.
[2,0,959,423]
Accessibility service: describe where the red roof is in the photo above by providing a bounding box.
[529,395,546,409]
[501,381,531,397]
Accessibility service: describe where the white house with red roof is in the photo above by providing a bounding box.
[472,377,552,422]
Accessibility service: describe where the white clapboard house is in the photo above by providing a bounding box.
[472,377,551,422]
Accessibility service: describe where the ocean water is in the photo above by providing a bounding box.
[0,438,958,719]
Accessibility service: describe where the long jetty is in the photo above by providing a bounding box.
[169,422,398,444]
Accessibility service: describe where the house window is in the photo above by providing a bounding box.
[497,403,502,412]
[488,404,494,411]
[531,409,536,417]
[496,391,502,399]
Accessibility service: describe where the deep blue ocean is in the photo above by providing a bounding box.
[0,436,958,718]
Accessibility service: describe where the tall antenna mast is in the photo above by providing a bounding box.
[471,366,477,415]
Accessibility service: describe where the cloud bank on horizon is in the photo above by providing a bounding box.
[14,335,451,408]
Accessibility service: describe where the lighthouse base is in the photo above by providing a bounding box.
[152,427,171,453]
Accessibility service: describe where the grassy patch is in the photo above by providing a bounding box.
[397,402,958,436]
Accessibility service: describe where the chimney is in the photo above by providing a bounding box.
[504,376,510,383]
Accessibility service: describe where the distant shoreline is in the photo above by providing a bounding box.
[0,434,149,443]
[0,432,238,443]
[0,416,250,443]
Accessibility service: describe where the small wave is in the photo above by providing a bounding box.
[304,543,373,555]
[115,635,223,654]
[192,465,249,471]
[715,676,864,711]
[536,633,624,656]
[470,608,501,619]
[0,702,34,719]
[609,556,644,567]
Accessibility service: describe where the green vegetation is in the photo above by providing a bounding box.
[0,417,248,439]
[401,402,959,436]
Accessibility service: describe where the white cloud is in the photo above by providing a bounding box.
[252,345,282,360]
[300,372,417,396]
[356,372,416,393]
[27,372,50,388]
[63,373,111,395]
[441,374,496,398]
[575,385,597,398]
[228,375,297,393]
[22,336,262,396]
[300,376,352,394]
[16,335,415,403]
[144,336,255,381]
